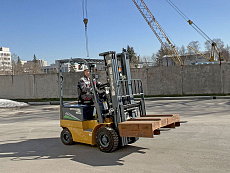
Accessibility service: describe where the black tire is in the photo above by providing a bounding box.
[60,128,74,145]
[96,127,119,153]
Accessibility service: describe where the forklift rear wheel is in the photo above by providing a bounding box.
[96,127,119,153]
[61,128,73,145]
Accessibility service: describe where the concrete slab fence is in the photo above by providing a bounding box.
[0,64,230,99]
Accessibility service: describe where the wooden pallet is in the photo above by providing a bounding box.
[118,114,180,138]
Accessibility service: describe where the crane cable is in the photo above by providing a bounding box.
[82,0,89,58]
[166,0,213,45]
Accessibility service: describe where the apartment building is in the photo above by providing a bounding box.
[0,47,11,74]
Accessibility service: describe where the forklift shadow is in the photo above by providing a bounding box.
[0,137,147,166]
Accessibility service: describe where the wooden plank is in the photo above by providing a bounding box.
[119,124,154,138]
[118,121,160,138]
[142,114,174,117]
[119,121,161,131]
[142,114,180,123]
[128,117,162,121]
[119,124,139,131]
[172,114,180,122]
[119,130,154,138]
[129,116,173,127]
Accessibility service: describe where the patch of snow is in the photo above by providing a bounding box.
[0,99,28,108]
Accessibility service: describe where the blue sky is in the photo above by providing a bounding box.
[1,0,230,65]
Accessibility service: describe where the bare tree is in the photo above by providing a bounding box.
[204,41,211,52]
[222,44,230,62]
[31,54,43,74]
[188,41,200,54]
[179,45,186,55]
[11,54,24,75]
[151,53,157,62]
[11,53,18,75]
[16,56,23,74]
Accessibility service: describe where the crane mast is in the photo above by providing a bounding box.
[132,0,183,65]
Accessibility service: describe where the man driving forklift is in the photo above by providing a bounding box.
[78,65,103,104]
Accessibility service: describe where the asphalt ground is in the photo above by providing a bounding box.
[0,99,230,173]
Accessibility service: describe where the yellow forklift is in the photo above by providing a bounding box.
[58,51,181,152]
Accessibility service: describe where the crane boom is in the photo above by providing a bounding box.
[187,45,213,62]
[132,0,183,65]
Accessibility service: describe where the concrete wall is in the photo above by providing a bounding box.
[131,64,229,96]
[1,64,230,99]
[146,66,182,95]
[0,74,59,99]
[182,65,222,95]
[34,74,59,98]
[221,63,230,94]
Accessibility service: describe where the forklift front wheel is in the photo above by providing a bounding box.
[96,127,119,153]
[60,128,74,145]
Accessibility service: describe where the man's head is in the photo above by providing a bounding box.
[84,66,90,78]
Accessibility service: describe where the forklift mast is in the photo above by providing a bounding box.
[98,51,146,126]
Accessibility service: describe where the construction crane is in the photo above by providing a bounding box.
[187,45,213,62]
[166,0,223,62]
[132,0,183,66]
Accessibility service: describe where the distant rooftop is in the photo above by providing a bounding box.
[0,47,10,52]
